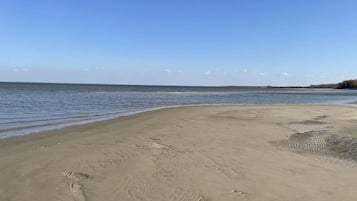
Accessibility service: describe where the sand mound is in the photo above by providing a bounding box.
[271,130,357,163]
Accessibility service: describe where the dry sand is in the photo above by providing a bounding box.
[1,105,357,201]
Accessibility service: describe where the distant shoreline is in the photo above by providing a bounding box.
[0,81,336,89]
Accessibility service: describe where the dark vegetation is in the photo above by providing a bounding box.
[336,80,357,89]
[309,79,357,89]
[309,83,338,88]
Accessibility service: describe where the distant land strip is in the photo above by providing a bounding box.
[310,79,357,89]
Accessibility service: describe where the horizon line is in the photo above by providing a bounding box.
[0,81,317,88]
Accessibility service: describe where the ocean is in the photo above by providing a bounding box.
[1,82,357,139]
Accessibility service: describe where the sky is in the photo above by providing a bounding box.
[0,0,357,86]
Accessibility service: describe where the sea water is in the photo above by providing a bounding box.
[1,82,357,138]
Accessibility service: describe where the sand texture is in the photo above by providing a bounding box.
[1,105,357,201]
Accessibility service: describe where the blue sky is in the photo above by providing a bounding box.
[0,0,356,86]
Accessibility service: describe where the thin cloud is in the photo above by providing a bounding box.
[80,68,91,72]
[204,70,212,75]
[280,72,289,77]
[13,68,29,72]
[258,72,267,76]
[164,69,183,74]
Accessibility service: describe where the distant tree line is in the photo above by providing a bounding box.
[309,79,357,89]
[309,83,338,88]
[336,80,357,89]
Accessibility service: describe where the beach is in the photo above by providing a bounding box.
[1,105,357,201]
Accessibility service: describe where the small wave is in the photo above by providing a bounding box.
[0,111,125,125]
[0,104,204,139]
[0,107,169,139]
[126,91,242,95]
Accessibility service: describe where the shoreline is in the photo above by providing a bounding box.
[2,102,357,142]
[1,103,356,143]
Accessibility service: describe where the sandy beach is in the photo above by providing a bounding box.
[1,105,357,201]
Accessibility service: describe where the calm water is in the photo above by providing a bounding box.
[1,82,357,139]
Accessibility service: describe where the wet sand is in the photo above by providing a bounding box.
[1,105,357,201]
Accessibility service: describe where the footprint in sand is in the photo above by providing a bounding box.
[133,137,172,150]
[144,137,173,150]
[63,171,90,181]
[63,171,90,201]
[150,142,171,149]
[68,182,87,201]
[125,175,151,201]
[313,115,328,120]
[168,188,207,201]
[232,189,248,197]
